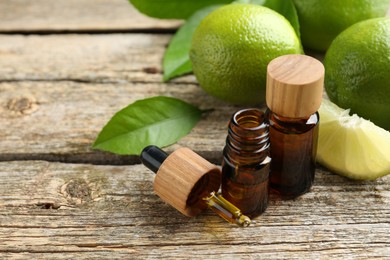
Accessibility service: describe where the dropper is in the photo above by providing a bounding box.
[140,145,251,227]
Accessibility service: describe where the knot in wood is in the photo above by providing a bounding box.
[61,179,92,204]
[7,96,39,115]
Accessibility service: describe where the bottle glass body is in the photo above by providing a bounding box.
[222,108,271,218]
[267,110,319,198]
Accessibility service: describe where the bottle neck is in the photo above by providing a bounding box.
[266,109,319,134]
[224,108,270,165]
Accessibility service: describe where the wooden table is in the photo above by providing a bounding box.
[1,1,389,258]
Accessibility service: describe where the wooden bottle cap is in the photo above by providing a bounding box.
[153,147,221,217]
[266,54,324,118]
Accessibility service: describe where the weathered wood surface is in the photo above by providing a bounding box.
[0,80,234,164]
[1,161,389,258]
[0,33,233,164]
[0,0,181,32]
[1,1,390,259]
[0,34,194,84]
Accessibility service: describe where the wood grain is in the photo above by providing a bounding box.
[1,161,389,258]
[266,54,324,118]
[0,34,196,84]
[0,80,237,163]
[154,147,221,217]
[0,34,175,83]
[0,0,181,32]
[0,33,230,163]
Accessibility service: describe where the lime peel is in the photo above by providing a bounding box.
[317,99,390,180]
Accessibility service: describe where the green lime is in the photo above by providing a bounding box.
[190,4,302,105]
[293,0,389,51]
[317,99,390,180]
[325,18,390,130]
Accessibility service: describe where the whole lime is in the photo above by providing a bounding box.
[190,4,302,105]
[293,0,389,51]
[325,18,390,130]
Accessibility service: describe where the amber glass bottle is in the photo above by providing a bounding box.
[266,54,324,198]
[221,108,271,218]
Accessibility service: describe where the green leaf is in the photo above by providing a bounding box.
[263,0,300,38]
[129,0,232,19]
[163,5,222,81]
[92,96,205,155]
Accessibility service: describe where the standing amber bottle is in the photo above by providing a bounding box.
[222,108,271,218]
[266,54,324,198]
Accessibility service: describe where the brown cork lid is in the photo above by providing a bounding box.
[266,54,324,118]
[153,147,221,217]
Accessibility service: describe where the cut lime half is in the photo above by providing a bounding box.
[317,99,390,180]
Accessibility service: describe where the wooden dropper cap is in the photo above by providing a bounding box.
[141,146,221,217]
[266,54,324,118]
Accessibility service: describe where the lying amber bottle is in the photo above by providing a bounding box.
[221,108,271,218]
[266,54,324,198]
